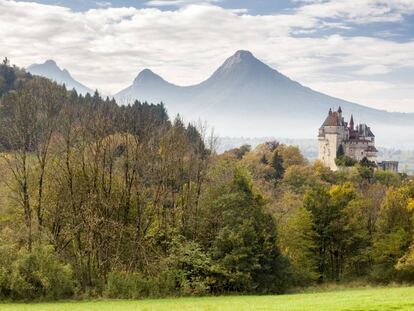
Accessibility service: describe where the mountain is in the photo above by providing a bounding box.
[27,60,93,95]
[117,68,181,104]
[120,50,414,147]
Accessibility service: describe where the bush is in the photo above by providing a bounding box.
[167,240,213,296]
[10,245,75,300]
[106,272,152,299]
[105,241,213,299]
[374,170,401,187]
[0,244,16,298]
[105,270,175,299]
[335,156,357,167]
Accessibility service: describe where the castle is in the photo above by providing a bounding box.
[318,107,398,172]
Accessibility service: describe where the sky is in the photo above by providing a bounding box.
[1,0,414,112]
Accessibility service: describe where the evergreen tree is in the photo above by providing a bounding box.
[271,150,285,181]
[336,144,345,159]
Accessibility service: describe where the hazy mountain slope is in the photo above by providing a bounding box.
[116,69,185,105]
[28,60,93,95]
[117,50,414,147]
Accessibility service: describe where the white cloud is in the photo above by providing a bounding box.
[355,65,390,75]
[297,0,414,24]
[146,0,220,7]
[307,80,414,112]
[0,0,413,112]
[96,1,112,7]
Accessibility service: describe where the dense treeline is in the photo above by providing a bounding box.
[0,61,289,299]
[0,61,414,301]
[228,142,414,285]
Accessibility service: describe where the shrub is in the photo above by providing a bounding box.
[335,155,357,167]
[0,244,16,298]
[10,245,75,300]
[106,272,151,299]
[167,240,213,296]
[105,270,175,299]
[105,241,214,299]
[374,170,401,187]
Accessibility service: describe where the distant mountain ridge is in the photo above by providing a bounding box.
[115,50,414,147]
[27,52,414,147]
[27,60,93,95]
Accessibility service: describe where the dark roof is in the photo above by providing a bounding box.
[367,145,378,152]
[322,111,343,126]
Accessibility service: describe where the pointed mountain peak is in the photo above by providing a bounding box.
[233,50,255,59]
[133,68,166,85]
[44,59,58,67]
[137,68,158,78]
[205,49,291,86]
[222,50,258,69]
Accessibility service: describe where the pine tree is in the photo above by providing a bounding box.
[271,150,285,181]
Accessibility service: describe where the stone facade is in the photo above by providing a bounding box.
[318,107,378,171]
[377,161,399,173]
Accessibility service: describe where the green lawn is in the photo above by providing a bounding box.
[1,286,414,311]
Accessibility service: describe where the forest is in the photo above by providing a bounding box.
[1,59,414,300]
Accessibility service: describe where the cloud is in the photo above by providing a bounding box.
[96,1,112,7]
[146,0,220,7]
[355,65,390,75]
[296,0,414,24]
[0,0,413,112]
[307,80,414,112]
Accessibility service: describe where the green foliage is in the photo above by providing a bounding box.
[304,183,358,281]
[277,145,307,168]
[371,229,410,282]
[277,197,318,285]
[105,272,168,299]
[374,170,401,187]
[0,244,16,298]
[9,245,75,300]
[335,155,357,167]
[334,144,356,167]
[229,144,251,160]
[360,157,377,168]
[200,165,291,294]
[271,150,284,181]
[167,240,212,296]
[282,165,317,194]
[370,186,414,282]
[336,144,345,158]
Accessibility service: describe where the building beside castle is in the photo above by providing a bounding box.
[318,107,398,172]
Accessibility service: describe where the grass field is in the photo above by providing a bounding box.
[1,286,414,311]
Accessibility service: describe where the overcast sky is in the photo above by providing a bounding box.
[1,0,414,112]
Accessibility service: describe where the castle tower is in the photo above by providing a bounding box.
[318,107,347,171]
[349,114,354,130]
